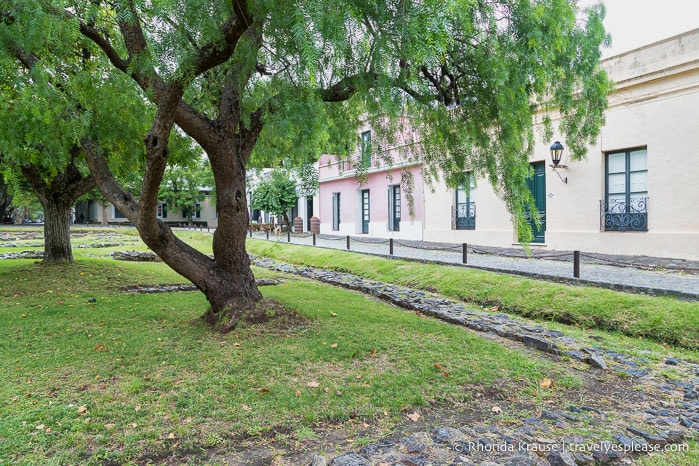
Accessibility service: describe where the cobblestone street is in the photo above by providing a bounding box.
[250,232,699,300]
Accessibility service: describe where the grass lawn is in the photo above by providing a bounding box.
[1,228,697,464]
[247,239,699,351]
[0,254,564,464]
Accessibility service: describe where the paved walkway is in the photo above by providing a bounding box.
[249,232,699,299]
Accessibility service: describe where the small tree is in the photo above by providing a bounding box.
[250,170,298,230]
[159,159,213,226]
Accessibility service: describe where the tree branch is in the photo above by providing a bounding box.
[81,137,140,223]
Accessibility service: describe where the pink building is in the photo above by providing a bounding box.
[318,120,425,239]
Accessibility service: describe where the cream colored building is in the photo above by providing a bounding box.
[75,191,217,228]
[424,28,699,260]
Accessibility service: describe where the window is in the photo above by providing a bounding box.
[360,130,371,168]
[157,203,167,219]
[332,193,341,231]
[113,207,126,219]
[602,148,648,232]
[194,203,201,219]
[453,173,476,230]
[388,185,401,231]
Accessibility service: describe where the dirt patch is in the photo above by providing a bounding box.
[236,298,312,336]
[129,362,651,465]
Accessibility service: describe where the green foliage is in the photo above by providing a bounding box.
[0,1,150,186]
[295,162,319,198]
[45,0,609,232]
[249,169,298,224]
[158,158,213,222]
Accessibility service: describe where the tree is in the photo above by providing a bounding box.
[159,158,214,226]
[0,4,148,262]
[0,167,13,223]
[7,1,610,329]
[250,170,298,229]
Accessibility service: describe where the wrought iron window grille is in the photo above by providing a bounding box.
[451,202,476,230]
[600,197,648,232]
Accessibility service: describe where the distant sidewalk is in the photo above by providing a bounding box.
[249,231,699,300]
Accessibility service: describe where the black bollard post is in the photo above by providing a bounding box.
[390,238,394,256]
[287,229,290,243]
[313,233,316,246]
[462,243,468,264]
[346,235,350,250]
[266,230,269,240]
[574,250,580,278]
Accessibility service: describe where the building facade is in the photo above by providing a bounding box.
[318,119,425,239]
[75,191,217,228]
[318,28,699,260]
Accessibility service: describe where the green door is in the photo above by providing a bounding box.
[361,189,370,234]
[524,162,546,243]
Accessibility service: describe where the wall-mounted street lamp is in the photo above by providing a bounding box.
[549,141,567,184]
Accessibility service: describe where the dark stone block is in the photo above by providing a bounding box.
[547,450,577,466]
[328,453,370,466]
[522,335,560,354]
[585,353,607,369]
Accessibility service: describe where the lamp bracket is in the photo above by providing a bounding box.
[550,166,568,184]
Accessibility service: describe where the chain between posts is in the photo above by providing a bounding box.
[249,232,692,278]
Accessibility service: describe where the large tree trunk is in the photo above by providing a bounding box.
[20,155,95,264]
[204,142,262,326]
[0,178,12,222]
[100,202,109,226]
[42,198,73,263]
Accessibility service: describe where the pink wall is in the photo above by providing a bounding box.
[318,162,424,234]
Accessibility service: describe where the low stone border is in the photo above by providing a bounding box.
[0,250,44,260]
[121,278,282,294]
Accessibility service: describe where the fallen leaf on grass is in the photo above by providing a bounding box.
[295,390,302,397]
[167,433,175,440]
[539,377,552,390]
[105,423,115,430]
[491,406,502,414]
[93,343,106,351]
[258,388,270,394]
[307,381,320,388]
[77,406,88,414]
[406,412,420,422]
[242,404,252,411]
[35,424,45,430]
[330,343,338,348]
